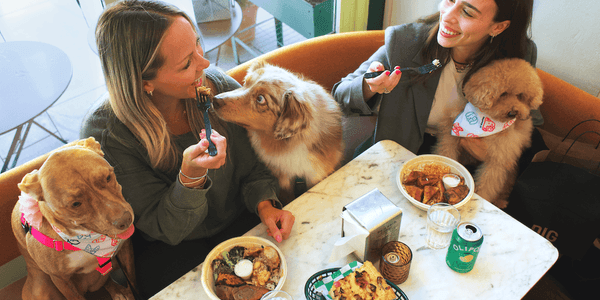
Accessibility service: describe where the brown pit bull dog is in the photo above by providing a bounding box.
[10,137,136,300]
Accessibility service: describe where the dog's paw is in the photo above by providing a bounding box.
[492,199,509,209]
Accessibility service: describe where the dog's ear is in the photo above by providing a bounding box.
[524,74,544,110]
[73,137,104,156]
[464,58,519,110]
[248,60,267,73]
[464,79,497,110]
[274,90,313,140]
[18,170,44,201]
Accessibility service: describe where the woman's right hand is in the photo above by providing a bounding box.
[181,129,227,178]
[363,61,402,100]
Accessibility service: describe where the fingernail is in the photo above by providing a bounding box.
[275,234,282,243]
[385,71,391,76]
[395,66,400,70]
[396,70,401,75]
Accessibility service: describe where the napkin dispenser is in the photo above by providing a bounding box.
[341,188,403,263]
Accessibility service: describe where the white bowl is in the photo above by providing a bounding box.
[397,155,474,211]
[201,236,287,300]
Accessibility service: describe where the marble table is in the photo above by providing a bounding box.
[151,140,559,300]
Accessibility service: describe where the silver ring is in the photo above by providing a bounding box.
[383,88,390,94]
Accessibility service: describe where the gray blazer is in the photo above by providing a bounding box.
[332,22,539,154]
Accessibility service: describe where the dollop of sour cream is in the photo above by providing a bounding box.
[234,259,253,280]
[442,174,461,189]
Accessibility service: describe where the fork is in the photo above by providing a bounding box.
[364,59,442,79]
[196,88,218,156]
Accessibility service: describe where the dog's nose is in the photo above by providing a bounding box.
[113,211,133,230]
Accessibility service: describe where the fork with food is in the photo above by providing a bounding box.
[196,86,218,156]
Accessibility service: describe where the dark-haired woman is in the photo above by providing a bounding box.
[333,0,546,205]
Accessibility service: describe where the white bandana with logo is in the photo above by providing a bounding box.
[52,224,134,258]
[451,103,515,137]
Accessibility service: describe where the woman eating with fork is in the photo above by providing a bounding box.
[333,0,546,168]
[80,1,294,297]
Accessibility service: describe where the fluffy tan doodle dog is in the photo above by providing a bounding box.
[212,61,343,202]
[434,58,543,208]
[11,137,136,300]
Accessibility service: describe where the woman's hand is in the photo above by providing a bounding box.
[257,201,295,243]
[180,129,227,178]
[363,61,402,100]
[459,138,488,161]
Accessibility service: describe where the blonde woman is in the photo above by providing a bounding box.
[81,1,294,297]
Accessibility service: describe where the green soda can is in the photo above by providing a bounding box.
[446,222,483,273]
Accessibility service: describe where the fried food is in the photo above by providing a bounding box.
[404,185,423,201]
[402,162,469,205]
[215,285,270,300]
[444,185,470,205]
[196,85,211,95]
[329,261,396,300]
[423,185,441,205]
[216,273,245,287]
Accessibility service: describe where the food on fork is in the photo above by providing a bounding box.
[196,85,211,95]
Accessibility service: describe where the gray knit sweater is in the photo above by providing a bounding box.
[80,67,281,245]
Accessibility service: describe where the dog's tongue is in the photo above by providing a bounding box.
[117,224,135,239]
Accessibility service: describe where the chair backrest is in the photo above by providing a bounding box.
[537,69,600,144]
[0,154,48,267]
[226,30,385,92]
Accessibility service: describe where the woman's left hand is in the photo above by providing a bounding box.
[460,138,488,161]
[257,201,295,243]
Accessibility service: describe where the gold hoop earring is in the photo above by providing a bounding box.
[147,90,153,96]
[490,34,497,44]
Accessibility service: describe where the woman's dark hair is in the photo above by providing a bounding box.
[417,0,534,86]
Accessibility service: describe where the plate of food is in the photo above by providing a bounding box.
[397,155,474,211]
[201,236,286,300]
[304,261,409,300]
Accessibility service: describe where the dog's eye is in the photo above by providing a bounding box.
[106,174,112,183]
[517,93,524,101]
[500,92,508,98]
[72,202,82,208]
[256,95,266,105]
[507,110,518,118]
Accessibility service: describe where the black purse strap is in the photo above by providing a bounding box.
[561,119,600,148]
[547,119,600,174]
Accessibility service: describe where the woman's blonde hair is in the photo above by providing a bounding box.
[96,0,223,171]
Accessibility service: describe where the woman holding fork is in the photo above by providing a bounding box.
[80,0,294,297]
[333,0,545,164]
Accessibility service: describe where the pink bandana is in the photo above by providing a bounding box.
[451,103,515,137]
[19,191,134,258]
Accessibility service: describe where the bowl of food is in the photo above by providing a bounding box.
[397,155,474,211]
[201,236,287,300]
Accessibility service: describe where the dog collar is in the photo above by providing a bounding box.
[20,213,113,275]
[451,103,515,137]
[53,225,134,259]
[18,191,134,275]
